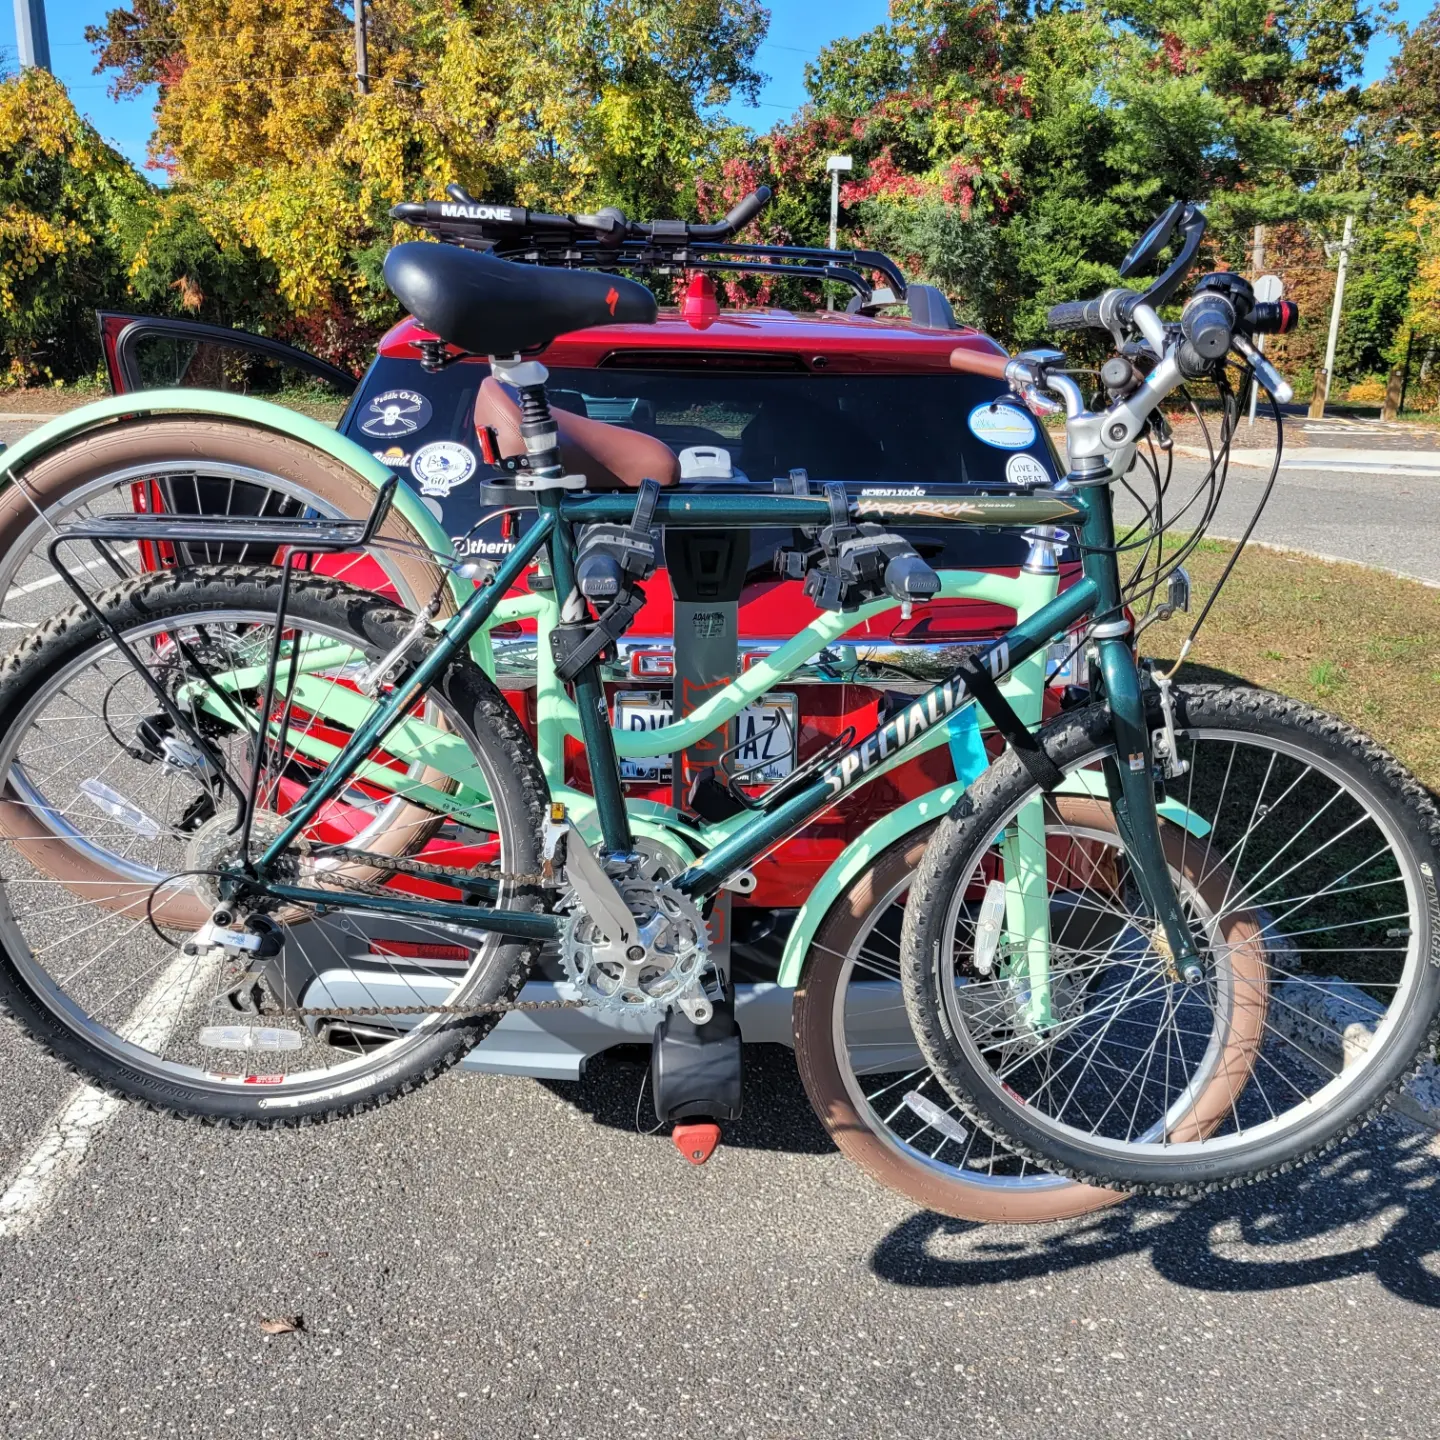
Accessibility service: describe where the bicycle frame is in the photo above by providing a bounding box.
[248,478,1204,982]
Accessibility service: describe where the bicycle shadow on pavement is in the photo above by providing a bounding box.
[869,1118,1440,1308]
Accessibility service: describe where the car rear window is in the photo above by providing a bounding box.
[343,356,1063,569]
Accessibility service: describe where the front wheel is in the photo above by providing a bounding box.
[793,797,1265,1221]
[901,686,1440,1195]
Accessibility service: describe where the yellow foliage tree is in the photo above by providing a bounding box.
[90,0,765,359]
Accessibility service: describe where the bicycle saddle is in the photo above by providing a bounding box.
[384,242,657,356]
[474,377,680,489]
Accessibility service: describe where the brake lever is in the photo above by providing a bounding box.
[1232,334,1293,404]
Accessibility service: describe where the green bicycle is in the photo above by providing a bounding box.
[0,210,1434,1196]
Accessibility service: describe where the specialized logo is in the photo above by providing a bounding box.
[967,403,1038,451]
[605,286,620,316]
[821,642,1010,797]
[372,445,412,469]
[410,441,478,497]
[439,203,518,222]
[1006,453,1049,486]
[358,389,431,439]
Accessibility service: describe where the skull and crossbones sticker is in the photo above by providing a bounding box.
[359,389,432,438]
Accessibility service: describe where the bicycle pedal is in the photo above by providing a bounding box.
[672,1122,721,1166]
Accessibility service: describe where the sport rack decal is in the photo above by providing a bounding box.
[821,642,1010,797]
[439,203,520,222]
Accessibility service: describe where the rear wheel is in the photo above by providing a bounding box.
[0,570,547,1125]
[793,797,1265,1221]
[0,419,458,909]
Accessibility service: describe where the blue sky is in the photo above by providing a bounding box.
[0,0,1431,179]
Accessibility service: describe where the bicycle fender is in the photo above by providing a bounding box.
[0,389,466,603]
[774,772,1211,988]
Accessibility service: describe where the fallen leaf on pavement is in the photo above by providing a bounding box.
[259,1315,304,1335]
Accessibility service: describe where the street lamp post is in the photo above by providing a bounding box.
[13,0,50,71]
[825,154,852,310]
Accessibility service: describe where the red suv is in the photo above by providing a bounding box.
[97,266,1076,988]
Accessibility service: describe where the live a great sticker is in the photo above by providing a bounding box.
[410,442,477,497]
[967,403,1038,450]
[1005,453,1049,486]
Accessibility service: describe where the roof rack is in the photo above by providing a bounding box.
[390,185,911,306]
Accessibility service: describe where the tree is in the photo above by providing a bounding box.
[0,69,151,381]
[88,0,767,362]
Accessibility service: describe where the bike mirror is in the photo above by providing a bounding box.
[1119,200,1186,279]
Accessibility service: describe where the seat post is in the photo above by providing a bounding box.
[489,355,562,479]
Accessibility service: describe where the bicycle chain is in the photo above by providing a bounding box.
[247,843,583,1019]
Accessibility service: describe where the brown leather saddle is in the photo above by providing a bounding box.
[473,377,679,490]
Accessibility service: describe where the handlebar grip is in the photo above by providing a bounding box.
[1046,298,1104,332]
[949,346,1011,380]
[722,186,773,235]
[1180,292,1235,360]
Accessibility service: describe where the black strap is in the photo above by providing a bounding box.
[958,657,1065,792]
[631,476,660,533]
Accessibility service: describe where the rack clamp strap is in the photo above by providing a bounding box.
[955,658,1065,792]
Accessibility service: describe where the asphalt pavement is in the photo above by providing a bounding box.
[1,1040,1438,1438]
[2,404,1440,1437]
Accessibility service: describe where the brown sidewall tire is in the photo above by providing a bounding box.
[793,797,1267,1223]
[0,418,459,929]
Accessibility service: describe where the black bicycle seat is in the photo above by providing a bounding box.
[383,242,657,356]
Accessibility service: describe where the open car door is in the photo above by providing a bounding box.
[96,312,357,413]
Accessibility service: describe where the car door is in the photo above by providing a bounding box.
[96,313,357,417]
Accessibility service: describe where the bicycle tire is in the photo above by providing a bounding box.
[0,419,459,924]
[0,569,548,1126]
[901,686,1440,1194]
[795,797,1266,1220]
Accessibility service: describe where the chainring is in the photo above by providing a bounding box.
[559,877,709,1015]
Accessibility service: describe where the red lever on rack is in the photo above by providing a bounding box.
[672,1122,721,1166]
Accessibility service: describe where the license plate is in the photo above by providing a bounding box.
[613,691,799,785]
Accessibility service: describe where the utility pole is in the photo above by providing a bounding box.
[1309,213,1354,420]
[353,0,370,95]
[824,154,852,310]
[13,0,51,71]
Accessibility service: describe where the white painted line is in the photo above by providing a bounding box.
[3,545,140,603]
[0,946,217,1239]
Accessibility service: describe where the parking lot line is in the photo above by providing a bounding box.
[0,946,216,1239]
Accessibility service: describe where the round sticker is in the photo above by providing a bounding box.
[967,403,1038,450]
[410,441,477,497]
[1005,453,1049,486]
[358,388,432,439]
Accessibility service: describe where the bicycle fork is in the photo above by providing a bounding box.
[1097,635,1202,983]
